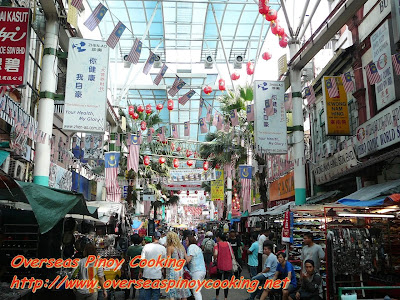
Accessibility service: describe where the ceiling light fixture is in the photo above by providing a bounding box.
[338,213,395,218]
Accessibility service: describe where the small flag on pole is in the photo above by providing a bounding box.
[284,93,292,111]
[304,85,316,106]
[240,165,252,213]
[84,3,108,31]
[154,64,168,85]
[230,109,239,126]
[341,72,354,93]
[106,21,126,49]
[127,135,139,172]
[115,133,121,147]
[216,114,224,131]
[172,124,179,138]
[126,38,142,64]
[247,104,254,121]
[199,118,208,133]
[206,106,212,122]
[70,0,83,9]
[326,78,339,98]
[184,121,190,136]
[198,98,204,118]
[157,127,166,142]
[364,62,381,85]
[147,129,153,143]
[179,89,195,105]
[212,112,219,126]
[392,53,400,75]
[168,76,186,97]
[143,51,157,75]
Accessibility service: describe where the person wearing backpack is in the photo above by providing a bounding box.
[201,231,215,277]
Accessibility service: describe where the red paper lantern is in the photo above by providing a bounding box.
[167,99,174,111]
[156,103,163,111]
[187,160,193,167]
[186,191,190,196]
[204,191,207,196]
[195,191,198,194]
[270,20,279,35]
[203,161,209,171]
[176,146,181,152]
[132,112,139,120]
[277,26,285,37]
[218,79,226,91]
[173,158,179,168]
[145,104,152,115]
[128,105,135,116]
[144,156,150,166]
[279,35,289,48]
[140,121,147,131]
[203,86,212,95]
[137,105,144,113]
[215,163,220,169]
[231,73,240,81]
[258,0,269,15]
[246,61,254,75]
[265,9,277,21]
[170,142,175,151]
[159,157,166,164]
[262,52,272,60]
[186,150,193,158]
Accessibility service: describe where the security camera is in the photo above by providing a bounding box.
[205,55,213,69]
[234,55,243,69]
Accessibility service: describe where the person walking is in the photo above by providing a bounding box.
[126,234,143,299]
[186,236,206,300]
[247,233,259,278]
[257,230,269,273]
[213,232,234,300]
[166,232,192,300]
[201,231,215,276]
[228,229,242,277]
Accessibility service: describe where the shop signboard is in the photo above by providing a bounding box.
[322,76,351,135]
[63,38,109,133]
[355,101,400,158]
[313,147,358,185]
[83,133,104,160]
[211,169,224,201]
[393,0,400,43]
[359,0,391,42]
[254,80,287,154]
[0,7,31,86]
[269,171,294,202]
[282,211,293,243]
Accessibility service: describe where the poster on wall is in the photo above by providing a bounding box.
[63,38,109,132]
[254,80,287,154]
[371,19,396,111]
[211,169,224,201]
[49,163,72,191]
[0,7,31,86]
[322,76,351,135]
[83,134,104,160]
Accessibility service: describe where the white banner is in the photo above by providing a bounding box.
[83,133,104,160]
[63,38,109,132]
[169,168,216,182]
[355,101,400,158]
[254,80,287,154]
[49,162,72,191]
[371,19,396,111]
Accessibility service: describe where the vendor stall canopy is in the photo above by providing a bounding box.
[86,0,279,142]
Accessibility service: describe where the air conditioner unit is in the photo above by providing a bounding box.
[1,155,10,173]
[233,55,243,69]
[204,55,213,69]
[323,140,336,157]
[153,55,162,68]
[9,159,26,181]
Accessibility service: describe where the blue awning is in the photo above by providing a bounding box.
[337,198,386,207]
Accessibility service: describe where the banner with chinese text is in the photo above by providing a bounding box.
[211,169,224,201]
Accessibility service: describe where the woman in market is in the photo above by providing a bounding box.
[72,243,107,300]
[186,235,206,300]
[213,231,234,300]
[166,232,192,300]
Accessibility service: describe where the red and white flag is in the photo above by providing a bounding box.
[179,89,195,106]
[230,109,239,126]
[127,135,140,172]
[247,104,255,121]
[157,127,166,142]
[168,77,186,97]
[284,93,292,112]
[115,133,121,147]
[147,129,153,143]
[126,38,142,64]
[206,106,212,122]
[326,78,339,98]
[126,133,131,146]
[171,124,179,138]
[106,21,126,49]
[216,114,224,131]
[364,62,381,85]
[304,85,316,106]
[143,51,157,75]
[184,121,190,136]
[84,3,108,31]
[212,112,219,126]
[153,64,168,85]
[392,53,400,75]
[240,165,252,214]
[199,118,208,133]
[341,72,354,93]
[198,98,204,118]
[71,0,83,10]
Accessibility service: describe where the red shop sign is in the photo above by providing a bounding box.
[0,7,31,87]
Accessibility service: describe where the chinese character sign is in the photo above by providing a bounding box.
[63,38,109,132]
[211,169,224,202]
[0,7,31,86]
[254,80,287,154]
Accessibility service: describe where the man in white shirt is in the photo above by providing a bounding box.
[139,232,167,299]
[257,229,269,273]
[159,231,167,246]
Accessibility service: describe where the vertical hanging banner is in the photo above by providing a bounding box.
[211,169,224,201]
[254,81,287,154]
[0,7,31,86]
[282,211,293,243]
[371,19,396,111]
[322,76,350,135]
[83,134,104,160]
[63,38,109,132]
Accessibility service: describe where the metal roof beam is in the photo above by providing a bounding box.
[125,0,279,4]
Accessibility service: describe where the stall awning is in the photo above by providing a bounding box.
[265,202,295,215]
[249,208,265,216]
[306,190,341,204]
[338,179,400,207]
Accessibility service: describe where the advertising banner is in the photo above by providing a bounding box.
[0,7,30,86]
[267,147,294,182]
[63,38,109,132]
[355,101,400,158]
[371,19,396,111]
[269,171,294,202]
[254,80,287,154]
[170,168,216,182]
[211,169,224,201]
[322,76,351,135]
[83,133,104,160]
[282,211,293,243]
[313,147,358,185]
[49,163,72,191]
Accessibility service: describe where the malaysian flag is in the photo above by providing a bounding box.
[105,152,121,201]
[127,135,139,172]
[179,89,195,105]
[326,78,339,98]
[265,98,274,116]
[199,118,208,133]
[284,93,292,112]
[304,85,316,106]
[206,106,212,122]
[247,104,254,121]
[137,130,143,145]
[71,0,83,9]
[168,77,186,97]
[143,51,157,75]
[126,38,142,64]
[106,21,126,49]
[198,98,204,118]
[154,64,168,85]
[171,124,179,138]
[83,3,108,31]
[240,165,252,213]
[126,132,131,146]
[212,112,219,126]
[115,133,121,147]
[230,109,239,126]
[392,53,400,75]
[157,127,166,142]
[340,72,354,93]
[184,121,190,136]
[147,129,153,143]
[216,114,224,131]
[364,62,381,85]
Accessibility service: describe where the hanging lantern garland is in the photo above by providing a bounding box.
[143,156,150,166]
[231,72,240,81]
[137,105,144,113]
[145,104,152,115]
[246,61,254,75]
[187,160,193,167]
[132,112,139,120]
[156,103,163,111]
[218,79,225,91]
[203,161,209,171]
[167,99,174,111]
[159,157,166,164]
[262,52,272,60]
[203,86,212,95]
[173,158,179,168]
[140,121,147,131]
